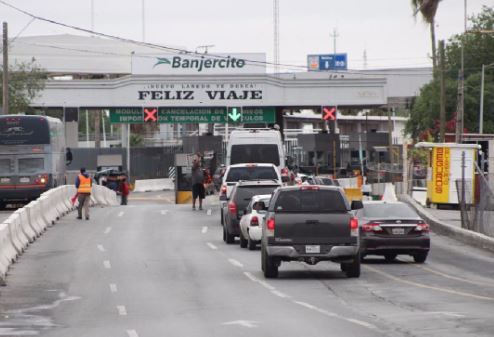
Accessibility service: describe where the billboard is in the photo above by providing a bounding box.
[308,54,348,71]
[131,53,266,75]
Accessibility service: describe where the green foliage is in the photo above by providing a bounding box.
[406,6,494,139]
[0,60,46,114]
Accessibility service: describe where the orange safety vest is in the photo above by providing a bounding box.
[78,174,92,194]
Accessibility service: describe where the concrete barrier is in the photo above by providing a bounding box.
[24,203,43,237]
[399,194,494,254]
[16,209,36,243]
[133,178,174,192]
[5,213,28,254]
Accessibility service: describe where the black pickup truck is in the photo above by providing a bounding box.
[261,185,363,278]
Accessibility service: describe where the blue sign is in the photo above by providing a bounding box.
[307,54,347,71]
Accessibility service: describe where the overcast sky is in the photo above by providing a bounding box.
[1,0,492,70]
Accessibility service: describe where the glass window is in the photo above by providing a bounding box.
[0,159,12,174]
[225,166,278,182]
[274,190,348,213]
[0,116,50,145]
[18,158,44,173]
[363,203,418,218]
[230,145,280,166]
[234,186,279,209]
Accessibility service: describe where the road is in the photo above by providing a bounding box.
[1,193,494,337]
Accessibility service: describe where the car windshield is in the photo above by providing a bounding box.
[230,144,280,166]
[274,189,348,213]
[363,203,419,218]
[225,166,278,182]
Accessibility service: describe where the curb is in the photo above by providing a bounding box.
[399,194,494,254]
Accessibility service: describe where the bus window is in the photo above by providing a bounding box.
[18,158,44,173]
[0,159,13,174]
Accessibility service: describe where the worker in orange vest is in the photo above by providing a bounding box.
[75,167,92,220]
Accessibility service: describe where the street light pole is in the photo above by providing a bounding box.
[480,63,494,134]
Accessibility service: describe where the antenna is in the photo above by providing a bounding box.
[329,28,339,55]
[196,45,215,54]
[273,0,279,75]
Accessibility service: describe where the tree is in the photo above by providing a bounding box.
[412,0,441,72]
[0,59,46,114]
[406,6,494,138]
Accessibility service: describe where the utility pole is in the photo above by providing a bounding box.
[456,0,467,143]
[273,0,279,75]
[387,106,393,165]
[2,22,8,115]
[142,0,146,42]
[330,28,339,56]
[439,40,446,142]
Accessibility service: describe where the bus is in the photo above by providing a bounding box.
[0,115,67,206]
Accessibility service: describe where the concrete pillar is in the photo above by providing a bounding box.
[65,122,78,148]
[489,140,494,190]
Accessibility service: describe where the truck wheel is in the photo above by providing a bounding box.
[344,254,361,278]
[224,225,235,244]
[413,252,428,263]
[261,245,278,278]
[384,254,397,262]
[247,235,256,250]
[239,231,248,248]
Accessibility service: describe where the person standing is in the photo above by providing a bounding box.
[120,176,130,205]
[75,167,92,220]
[191,158,205,211]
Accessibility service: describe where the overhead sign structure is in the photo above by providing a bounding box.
[308,54,348,71]
[132,53,267,75]
[109,106,276,124]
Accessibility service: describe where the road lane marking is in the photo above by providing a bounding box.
[104,227,112,234]
[118,211,124,217]
[97,244,105,252]
[127,330,139,337]
[117,305,127,316]
[257,280,275,291]
[207,242,218,250]
[207,209,212,216]
[294,301,317,310]
[103,260,112,269]
[228,258,244,268]
[243,272,258,283]
[222,320,259,328]
[364,265,494,301]
[271,290,289,298]
[161,210,168,215]
[415,264,494,288]
[109,284,118,293]
[202,226,208,234]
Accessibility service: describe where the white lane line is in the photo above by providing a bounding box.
[118,211,124,217]
[161,210,168,215]
[228,258,244,268]
[243,271,259,283]
[116,305,127,316]
[207,209,212,216]
[104,227,112,234]
[257,280,276,291]
[344,318,377,329]
[202,226,208,234]
[271,290,289,298]
[207,242,218,250]
[127,330,139,337]
[294,301,317,310]
[103,260,112,269]
[109,283,118,293]
[97,244,105,252]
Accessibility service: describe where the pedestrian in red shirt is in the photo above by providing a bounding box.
[120,177,130,205]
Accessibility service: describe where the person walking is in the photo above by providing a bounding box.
[120,176,130,205]
[75,167,92,220]
[191,157,205,211]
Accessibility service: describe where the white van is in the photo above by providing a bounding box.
[226,129,286,172]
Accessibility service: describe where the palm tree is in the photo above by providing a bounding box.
[412,0,441,72]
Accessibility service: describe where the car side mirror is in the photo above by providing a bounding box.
[351,200,364,210]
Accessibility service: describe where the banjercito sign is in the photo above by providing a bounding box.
[131,53,266,75]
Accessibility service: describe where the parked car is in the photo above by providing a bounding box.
[239,194,271,250]
[261,185,363,278]
[219,163,282,225]
[223,180,281,244]
[355,201,430,263]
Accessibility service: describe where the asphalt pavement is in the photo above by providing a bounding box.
[1,193,494,337]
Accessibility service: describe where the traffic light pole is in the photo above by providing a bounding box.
[2,22,8,115]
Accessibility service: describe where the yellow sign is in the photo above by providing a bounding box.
[431,147,450,203]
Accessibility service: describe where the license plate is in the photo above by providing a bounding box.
[305,245,320,254]
[392,228,405,235]
[19,177,30,183]
[0,177,10,183]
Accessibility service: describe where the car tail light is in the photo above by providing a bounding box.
[35,174,49,185]
[228,201,237,215]
[300,185,319,191]
[362,223,383,232]
[266,217,275,231]
[350,217,359,237]
[415,223,430,232]
[250,216,259,226]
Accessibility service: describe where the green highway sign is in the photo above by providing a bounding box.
[109,107,143,123]
[158,107,227,123]
[109,106,276,124]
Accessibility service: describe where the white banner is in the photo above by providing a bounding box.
[131,53,266,75]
